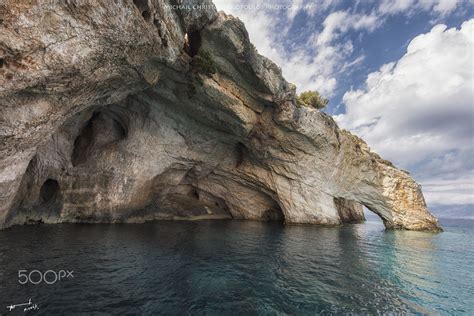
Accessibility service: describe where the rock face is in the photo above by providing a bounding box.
[0,0,441,231]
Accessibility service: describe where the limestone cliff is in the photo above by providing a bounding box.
[0,0,441,231]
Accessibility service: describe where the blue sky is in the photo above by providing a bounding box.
[214,0,474,218]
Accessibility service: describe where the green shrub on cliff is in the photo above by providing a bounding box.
[296,90,328,109]
[187,49,217,97]
[191,49,217,77]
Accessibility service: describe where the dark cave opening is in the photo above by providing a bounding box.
[40,179,60,204]
[141,10,151,21]
[192,188,200,200]
[262,207,284,221]
[0,58,4,68]
[184,30,201,57]
[133,0,152,22]
[235,142,247,168]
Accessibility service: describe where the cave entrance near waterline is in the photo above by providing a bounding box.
[363,206,384,223]
[37,177,63,220]
[147,165,285,222]
[15,99,288,225]
[334,197,388,226]
[40,178,60,205]
[262,207,284,222]
[359,201,392,227]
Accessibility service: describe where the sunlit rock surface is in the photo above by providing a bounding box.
[0,0,441,231]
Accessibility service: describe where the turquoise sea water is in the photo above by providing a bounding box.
[0,218,472,314]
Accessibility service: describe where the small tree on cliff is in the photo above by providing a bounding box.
[187,49,218,97]
[297,90,329,109]
[191,49,217,77]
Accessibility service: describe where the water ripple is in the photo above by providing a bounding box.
[0,219,472,314]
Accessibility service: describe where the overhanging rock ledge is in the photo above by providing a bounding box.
[0,0,441,231]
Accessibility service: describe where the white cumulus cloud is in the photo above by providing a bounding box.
[335,19,474,206]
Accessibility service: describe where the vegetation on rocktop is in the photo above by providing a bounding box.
[191,49,217,77]
[296,90,329,109]
[188,49,217,97]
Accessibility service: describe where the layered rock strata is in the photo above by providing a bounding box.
[0,0,441,231]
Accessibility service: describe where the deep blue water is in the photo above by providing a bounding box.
[0,218,472,314]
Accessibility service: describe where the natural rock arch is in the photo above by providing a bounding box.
[0,0,440,231]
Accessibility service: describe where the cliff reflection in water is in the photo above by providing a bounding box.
[0,219,472,314]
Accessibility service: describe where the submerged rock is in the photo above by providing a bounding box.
[0,0,441,231]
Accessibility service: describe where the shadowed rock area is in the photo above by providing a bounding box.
[0,0,441,231]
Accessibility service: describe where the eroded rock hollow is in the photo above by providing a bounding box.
[0,0,441,231]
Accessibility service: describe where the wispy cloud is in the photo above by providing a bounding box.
[423,175,474,205]
[378,0,461,16]
[315,11,380,46]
